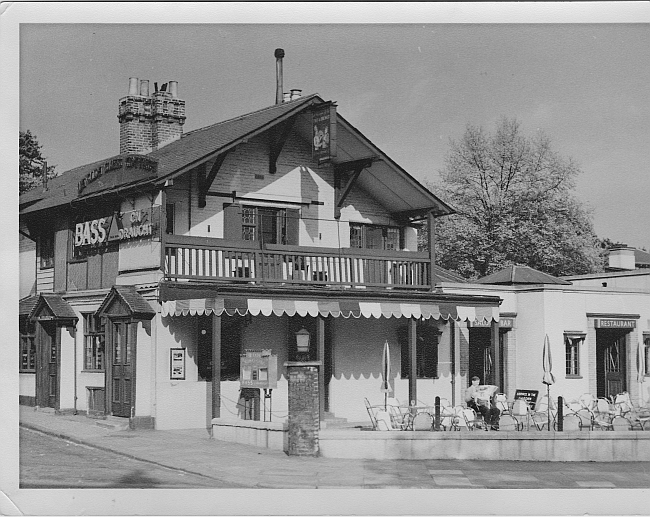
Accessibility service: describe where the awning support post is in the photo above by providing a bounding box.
[491,318,500,389]
[211,314,222,421]
[427,211,436,291]
[409,317,417,405]
[317,315,325,423]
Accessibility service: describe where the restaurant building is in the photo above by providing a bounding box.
[19,54,502,430]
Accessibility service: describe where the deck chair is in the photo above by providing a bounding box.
[462,407,488,431]
[495,393,510,415]
[411,412,434,431]
[498,413,520,431]
[562,413,581,431]
[529,395,556,431]
[613,392,650,430]
[364,397,381,430]
[374,409,405,431]
[592,398,616,431]
[511,399,530,430]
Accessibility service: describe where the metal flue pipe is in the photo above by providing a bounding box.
[275,48,285,104]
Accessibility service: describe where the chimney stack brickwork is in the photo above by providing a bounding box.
[118,78,186,155]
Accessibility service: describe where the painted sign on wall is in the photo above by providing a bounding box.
[73,206,160,249]
[77,155,158,195]
[240,349,278,389]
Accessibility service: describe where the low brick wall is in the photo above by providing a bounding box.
[211,418,288,451]
[318,429,650,461]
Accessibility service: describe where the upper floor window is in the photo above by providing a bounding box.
[19,319,36,372]
[241,206,287,244]
[83,313,105,371]
[350,223,400,250]
[39,231,54,269]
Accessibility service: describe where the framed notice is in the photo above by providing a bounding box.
[170,348,186,380]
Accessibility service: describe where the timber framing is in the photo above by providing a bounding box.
[198,152,230,208]
[268,117,296,175]
[333,157,375,219]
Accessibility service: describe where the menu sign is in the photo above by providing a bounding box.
[514,389,539,410]
[170,348,186,380]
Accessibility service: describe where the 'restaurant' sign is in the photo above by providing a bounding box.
[74,206,160,249]
[312,103,337,164]
[594,319,636,329]
[77,155,158,195]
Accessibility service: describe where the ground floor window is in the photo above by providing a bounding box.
[399,321,440,379]
[83,313,105,370]
[644,335,650,376]
[564,333,585,377]
[19,319,36,372]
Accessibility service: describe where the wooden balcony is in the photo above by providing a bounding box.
[164,235,433,290]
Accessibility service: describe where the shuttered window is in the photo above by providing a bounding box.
[223,203,300,245]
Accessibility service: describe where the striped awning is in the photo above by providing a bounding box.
[160,297,498,322]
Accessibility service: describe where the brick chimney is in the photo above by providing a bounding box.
[118,78,186,154]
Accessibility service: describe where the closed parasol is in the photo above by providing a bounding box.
[381,340,392,410]
[542,334,555,431]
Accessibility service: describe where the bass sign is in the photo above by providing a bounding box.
[74,207,158,248]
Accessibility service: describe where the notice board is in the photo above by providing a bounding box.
[514,389,539,410]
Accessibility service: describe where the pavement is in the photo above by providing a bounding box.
[18,405,650,491]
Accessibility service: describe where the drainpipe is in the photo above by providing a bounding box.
[73,325,78,415]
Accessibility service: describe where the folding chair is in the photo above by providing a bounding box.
[462,407,488,431]
[529,394,556,431]
[374,409,407,431]
[592,398,616,431]
[364,397,381,430]
[562,413,581,431]
[498,413,520,431]
[511,399,530,430]
[613,392,650,430]
[495,393,510,415]
[411,412,434,431]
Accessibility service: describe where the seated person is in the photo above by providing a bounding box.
[464,376,501,430]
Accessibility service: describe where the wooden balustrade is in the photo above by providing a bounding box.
[163,235,431,290]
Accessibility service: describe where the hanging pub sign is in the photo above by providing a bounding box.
[312,103,337,164]
[73,206,161,250]
[77,155,158,196]
[240,349,278,389]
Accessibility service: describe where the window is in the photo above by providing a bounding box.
[39,231,54,269]
[241,206,287,244]
[645,335,650,376]
[399,322,440,379]
[19,319,36,372]
[165,203,175,234]
[350,223,400,250]
[565,333,585,377]
[83,313,105,370]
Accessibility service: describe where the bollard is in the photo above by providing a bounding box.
[557,396,563,431]
[434,396,441,431]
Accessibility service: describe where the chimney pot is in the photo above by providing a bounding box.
[169,81,178,98]
[290,89,302,100]
[283,92,291,102]
[128,77,139,95]
[140,80,150,96]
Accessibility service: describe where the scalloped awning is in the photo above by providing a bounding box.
[161,297,498,322]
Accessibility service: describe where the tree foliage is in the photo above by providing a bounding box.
[20,130,57,195]
[427,117,602,280]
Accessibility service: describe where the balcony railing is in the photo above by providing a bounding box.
[164,235,432,290]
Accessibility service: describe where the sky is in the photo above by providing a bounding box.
[8,4,650,249]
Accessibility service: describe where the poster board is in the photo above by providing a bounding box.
[514,389,539,410]
[170,348,185,380]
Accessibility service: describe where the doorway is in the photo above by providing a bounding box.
[36,322,59,409]
[469,327,493,386]
[596,329,628,399]
[107,320,134,418]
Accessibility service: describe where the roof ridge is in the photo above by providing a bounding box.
[183,93,320,138]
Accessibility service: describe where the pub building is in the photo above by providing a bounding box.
[19,53,648,438]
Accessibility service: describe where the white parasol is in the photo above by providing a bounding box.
[542,334,555,431]
[380,340,392,410]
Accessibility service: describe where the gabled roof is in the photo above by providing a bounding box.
[19,295,39,317]
[96,285,155,320]
[434,265,466,283]
[476,265,572,286]
[28,293,78,322]
[20,93,452,218]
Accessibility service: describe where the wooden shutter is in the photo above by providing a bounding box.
[285,208,300,245]
[223,203,242,241]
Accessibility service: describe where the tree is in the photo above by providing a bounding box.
[426,117,602,280]
[20,130,56,195]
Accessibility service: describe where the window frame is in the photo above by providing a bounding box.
[83,312,106,371]
[644,335,650,377]
[19,318,36,373]
[241,205,287,245]
[39,231,55,269]
[349,223,401,251]
[399,322,441,380]
[564,333,585,378]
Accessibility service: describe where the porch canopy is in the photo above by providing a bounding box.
[159,282,501,322]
